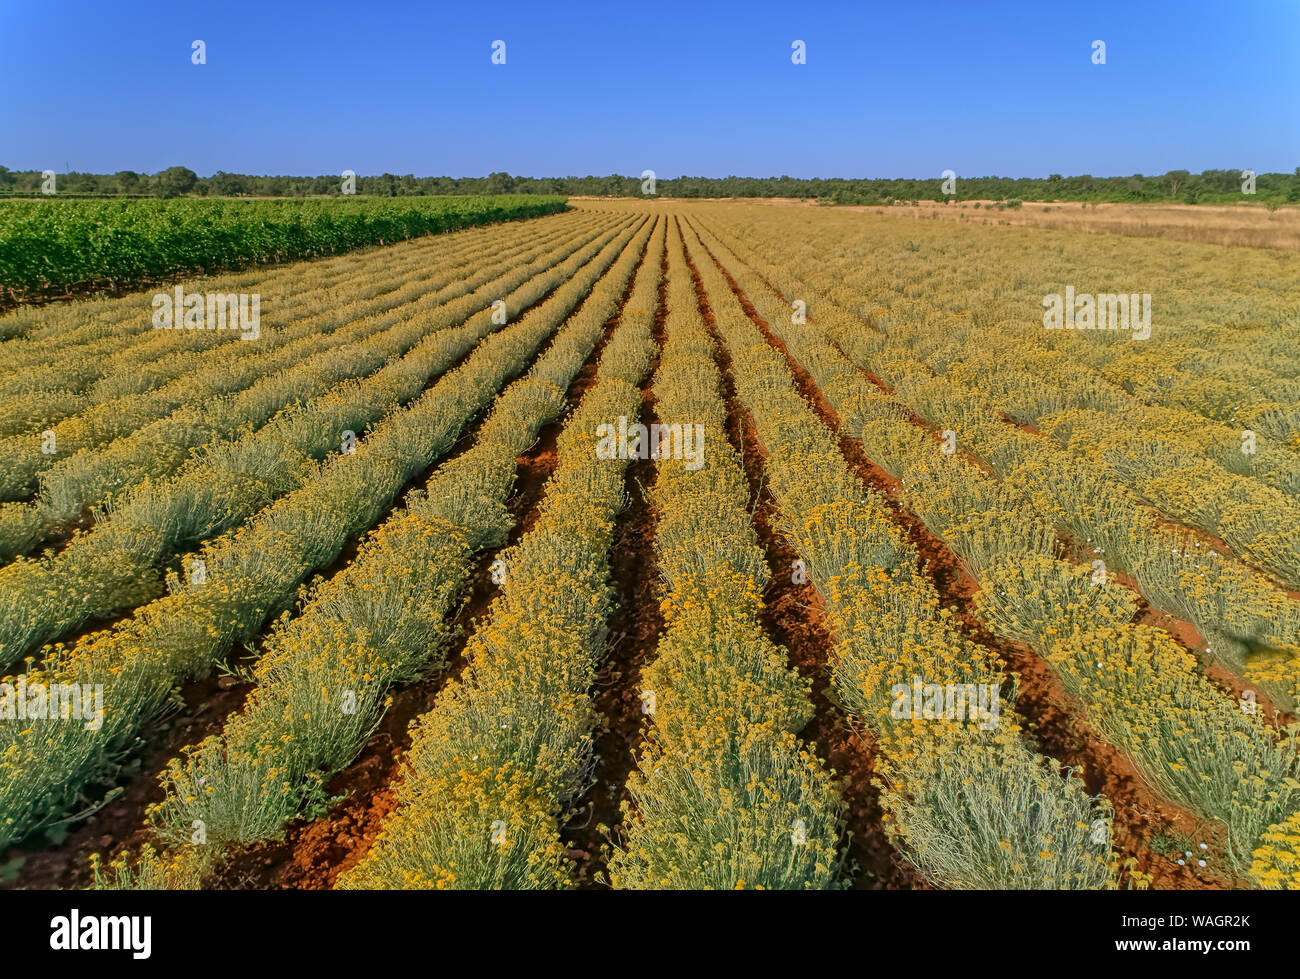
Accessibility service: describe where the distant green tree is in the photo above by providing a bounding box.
[485,171,515,194]
[208,171,246,196]
[1201,169,1237,193]
[153,166,198,197]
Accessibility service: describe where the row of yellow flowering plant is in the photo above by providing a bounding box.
[339,219,666,889]
[692,213,1300,879]
[0,202,588,430]
[92,216,660,889]
[0,215,646,853]
[0,212,607,562]
[698,202,1300,448]
[0,218,637,670]
[696,211,1300,710]
[0,211,566,451]
[606,218,845,890]
[0,239,369,431]
[682,218,1116,889]
[0,213,506,473]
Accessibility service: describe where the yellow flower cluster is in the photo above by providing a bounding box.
[345,765,572,891]
[90,842,210,891]
[1249,810,1300,889]
[1041,623,1300,873]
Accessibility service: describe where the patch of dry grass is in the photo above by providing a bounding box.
[859,200,1300,251]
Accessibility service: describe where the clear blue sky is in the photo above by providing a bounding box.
[2,0,1296,179]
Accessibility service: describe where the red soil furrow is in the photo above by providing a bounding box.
[564,242,669,889]
[679,219,915,889]
[686,225,1225,890]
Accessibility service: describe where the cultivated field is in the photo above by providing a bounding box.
[0,195,566,307]
[2,200,1298,890]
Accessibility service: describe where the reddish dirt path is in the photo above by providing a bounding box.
[680,218,917,889]
[683,219,1229,890]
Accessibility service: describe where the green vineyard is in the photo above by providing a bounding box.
[0,195,567,304]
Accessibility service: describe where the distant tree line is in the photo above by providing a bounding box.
[2,165,1297,205]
